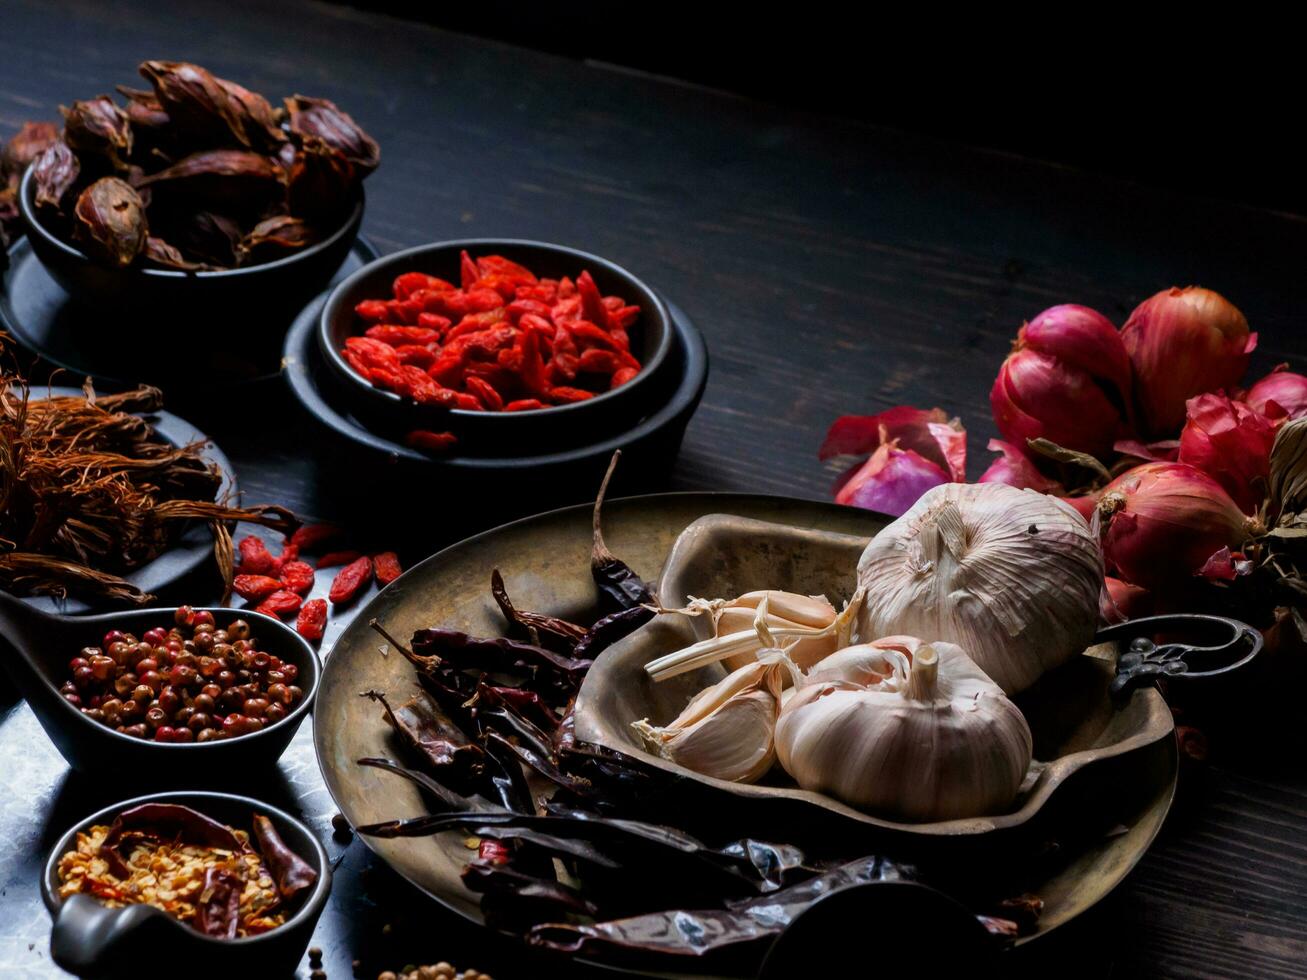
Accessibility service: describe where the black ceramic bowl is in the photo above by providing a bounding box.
[43,791,331,980]
[317,239,675,455]
[19,164,364,321]
[0,603,319,777]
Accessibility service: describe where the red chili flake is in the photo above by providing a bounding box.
[254,589,303,619]
[549,386,596,403]
[316,550,364,568]
[233,574,283,601]
[373,551,402,585]
[295,598,328,641]
[289,524,339,552]
[504,398,545,412]
[279,560,316,595]
[404,429,459,452]
[237,536,275,575]
[328,556,373,605]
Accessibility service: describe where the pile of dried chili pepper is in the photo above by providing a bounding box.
[344,252,643,424]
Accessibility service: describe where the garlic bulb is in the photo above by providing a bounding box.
[685,591,838,672]
[775,638,1032,821]
[632,656,785,783]
[856,482,1101,694]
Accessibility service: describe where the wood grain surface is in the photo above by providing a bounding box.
[2,1,1306,977]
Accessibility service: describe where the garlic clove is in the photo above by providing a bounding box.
[716,606,838,672]
[633,658,784,784]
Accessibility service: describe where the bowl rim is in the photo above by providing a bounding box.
[316,237,676,419]
[41,789,331,945]
[18,163,365,280]
[33,606,320,753]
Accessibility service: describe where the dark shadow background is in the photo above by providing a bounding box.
[338,4,1304,216]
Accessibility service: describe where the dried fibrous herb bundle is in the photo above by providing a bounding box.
[0,349,294,602]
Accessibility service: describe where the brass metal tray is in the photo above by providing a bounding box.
[313,493,1178,974]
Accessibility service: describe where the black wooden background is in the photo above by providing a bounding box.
[2,1,1306,977]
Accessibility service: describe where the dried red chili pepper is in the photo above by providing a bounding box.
[279,560,315,595]
[232,574,282,601]
[295,598,327,641]
[328,556,373,605]
[254,589,302,619]
[373,551,402,586]
[237,536,275,575]
[316,550,364,568]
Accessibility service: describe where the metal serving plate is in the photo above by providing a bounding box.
[313,494,1177,975]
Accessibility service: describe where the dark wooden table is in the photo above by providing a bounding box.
[3,1,1307,977]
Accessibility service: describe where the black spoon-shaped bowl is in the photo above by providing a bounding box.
[0,592,319,777]
[42,790,331,980]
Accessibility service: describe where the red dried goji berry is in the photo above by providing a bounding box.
[611,365,639,388]
[341,347,373,380]
[404,429,459,452]
[460,249,480,289]
[505,299,551,323]
[394,271,453,299]
[270,542,299,575]
[233,574,283,601]
[237,536,275,575]
[417,312,452,333]
[328,556,373,605]
[465,375,504,410]
[365,324,442,346]
[549,386,595,403]
[548,352,579,384]
[354,299,390,322]
[395,345,437,369]
[316,550,364,568]
[577,269,613,329]
[373,551,402,585]
[504,398,545,411]
[578,348,620,374]
[280,560,316,595]
[344,336,402,372]
[477,254,537,283]
[255,589,303,619]
[290,524,339,552]
[295,598,328,641]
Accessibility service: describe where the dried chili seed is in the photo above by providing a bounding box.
[254,589,302,619]
[279,561,315,595]
[316,550,363,568]
[373,551,402,586]
[328,556,373,605]
[295,598,328,641]
[289,523,339,551]
[233,574,283,601]
[237,536,275,575]
[404,429,459,453]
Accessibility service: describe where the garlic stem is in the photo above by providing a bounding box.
[903,643,939,700]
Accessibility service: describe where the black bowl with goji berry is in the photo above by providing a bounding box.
[5,603,318,778]
[317,239,675,455]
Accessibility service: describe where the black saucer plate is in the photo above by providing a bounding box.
[15,387,237,616]
[282,288,708,469]
[0,235,380,391]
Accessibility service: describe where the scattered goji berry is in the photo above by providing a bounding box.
[280,560,316,595]
[254,589,303,619]
[328,556,373,605]
[295,598,328,641]
[404,429,459,452]
[373,551,402,585]
[290,523,339,552]
[316,550,364,568]
[237,536,275,575]
[233,574,283,601]
[270,542,299,575]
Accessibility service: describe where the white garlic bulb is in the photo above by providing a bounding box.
[856,482,1102,695]
[688,591,839,672]
[774,637,1032,821]
[632,656,786,783]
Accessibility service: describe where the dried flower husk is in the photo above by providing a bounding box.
[632,656,786,783]
[1270,416,1307,517]
[136,150,286,216]
[73,177,147,268]
[144,235,209,271]
[216,76,286,149]
[2,121,60,176]
[774,638,1033,821]
[138,60,255,149]
[285,94,379,174]
[1097,461,1260,592]
[285,137,355,220]
[236,215,317,265]
[148,209,242,267]
[31,140,80,211]
[60,97,133,170]
[856,482,1102,695]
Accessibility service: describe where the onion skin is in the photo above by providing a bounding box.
[1177,393,1276,512]
[1246,367,1307,421]
[1100,576,1152,624]
[835,442,948,517]
[1121,287,1256,436]
[978,439,1061,492]
[990,305,1131,458]
[1098,462,1257,591]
